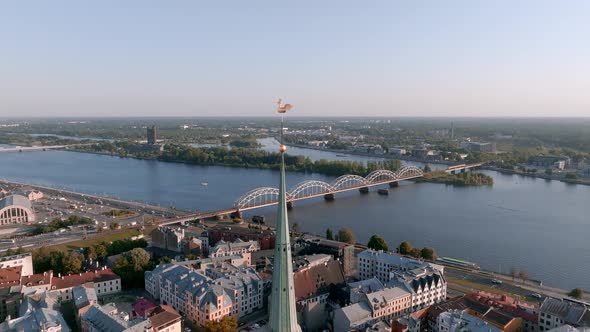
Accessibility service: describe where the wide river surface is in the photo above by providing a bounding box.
[0,148,588,290]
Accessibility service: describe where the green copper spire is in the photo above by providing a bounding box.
[268,99,301,332]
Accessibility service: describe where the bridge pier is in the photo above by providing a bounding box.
[359,187,369,194]
[451,170,456,175]
[389,182,399,188]
[323,193,335,201]
[230,211,243,220]
[287,202,294,210]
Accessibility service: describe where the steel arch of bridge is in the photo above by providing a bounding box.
[233,166,424,209]
[234,187,283,209]
[394,166,423,179]
[365,169,398,183]
[289,180,334,199]
[332,174,368,190]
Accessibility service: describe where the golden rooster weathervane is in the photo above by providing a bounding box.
[277,98,293,113]
[277,98,292,153]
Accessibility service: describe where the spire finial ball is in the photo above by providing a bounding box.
[279,145,287,153]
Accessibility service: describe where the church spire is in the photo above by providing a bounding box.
[268,99,301,332]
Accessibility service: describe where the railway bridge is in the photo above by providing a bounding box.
[157,162,484,226]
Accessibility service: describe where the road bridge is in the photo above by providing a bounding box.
[0,144,91,152]
[157,163,484,226]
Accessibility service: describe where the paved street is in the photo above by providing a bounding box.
[446,266,590,302]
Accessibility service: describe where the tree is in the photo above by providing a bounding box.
[291,222,300,233]
[109,222,120,230]
[518,270,528,284]
[204,315,238,332]
[420,247,437,260]
[398,241,413,255]
[565,173,578,180]
[568,288,584,299]
[159,256,172,264]
[423,164,432,173]
[94,244,108,259]
[326,228,334,240]
[61,252,83,275]
[126,248,150,272]
[367,235,388,251]
[410,248,421,258]
[337,227,356,244]
[545,168,553,176]
[510,268,517,281]
[85,246,97,261]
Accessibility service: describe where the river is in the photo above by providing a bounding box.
[0,148,588,290]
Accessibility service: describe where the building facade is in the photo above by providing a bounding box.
[0,195,36,225]
[0,253,33,276]
[145,262,264,328]
[50,268,121,301]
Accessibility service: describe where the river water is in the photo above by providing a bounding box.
[0,148,588,290]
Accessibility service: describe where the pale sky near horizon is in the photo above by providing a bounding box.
[1,1,589,117]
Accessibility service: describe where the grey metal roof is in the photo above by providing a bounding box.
[0,194,32,210]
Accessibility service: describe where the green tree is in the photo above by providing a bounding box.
[337,227,356,244]
[109,222,120,230]
[326,228,334,240]
[568,288,584,299]
[291,222,300,233]
[126,248,150,272]
[420,247,437,260]
[61,252,83,275]
[94,244,108,259]
[398,241,413,255]
[204,315,238,332]
[85,246,97,261]
[410,248,421,258]
[423,164,432,173]
[367,235,388,251]
[565,173,578,180]
[159,256,172,264]
[545,168,553,176]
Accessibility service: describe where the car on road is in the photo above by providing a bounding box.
[491,279,503,284]
[531,293,543,299]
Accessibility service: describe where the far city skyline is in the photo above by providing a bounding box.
[1,1,589,117]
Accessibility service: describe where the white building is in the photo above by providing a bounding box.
[0,253,34,276]
[539,298,590,331]
[334,285,412,331]
[389,266,447,311]
[50,268,121,301]
[357,249,443,283]
[145,262,264,328]
[1,289,71,332]
[437,309,503,332]
[209,239,260,264]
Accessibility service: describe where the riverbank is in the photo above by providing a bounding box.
[415,171,494,186]
[0,178,184,215]
[285,140,458,166]
[483,166,590,186]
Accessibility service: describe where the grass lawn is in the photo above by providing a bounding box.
[47,229,141,252]
[447,276,513,296]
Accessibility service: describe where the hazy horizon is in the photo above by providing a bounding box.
[1,1,589,117]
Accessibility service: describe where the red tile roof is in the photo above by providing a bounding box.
[149,305,181,330]
[51,268,119,290]
[293,260,345,301]
[0,266,22,288]
[133,298,158,318]
[21,271,53,287]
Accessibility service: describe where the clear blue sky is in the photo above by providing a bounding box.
[1,1,589,117]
